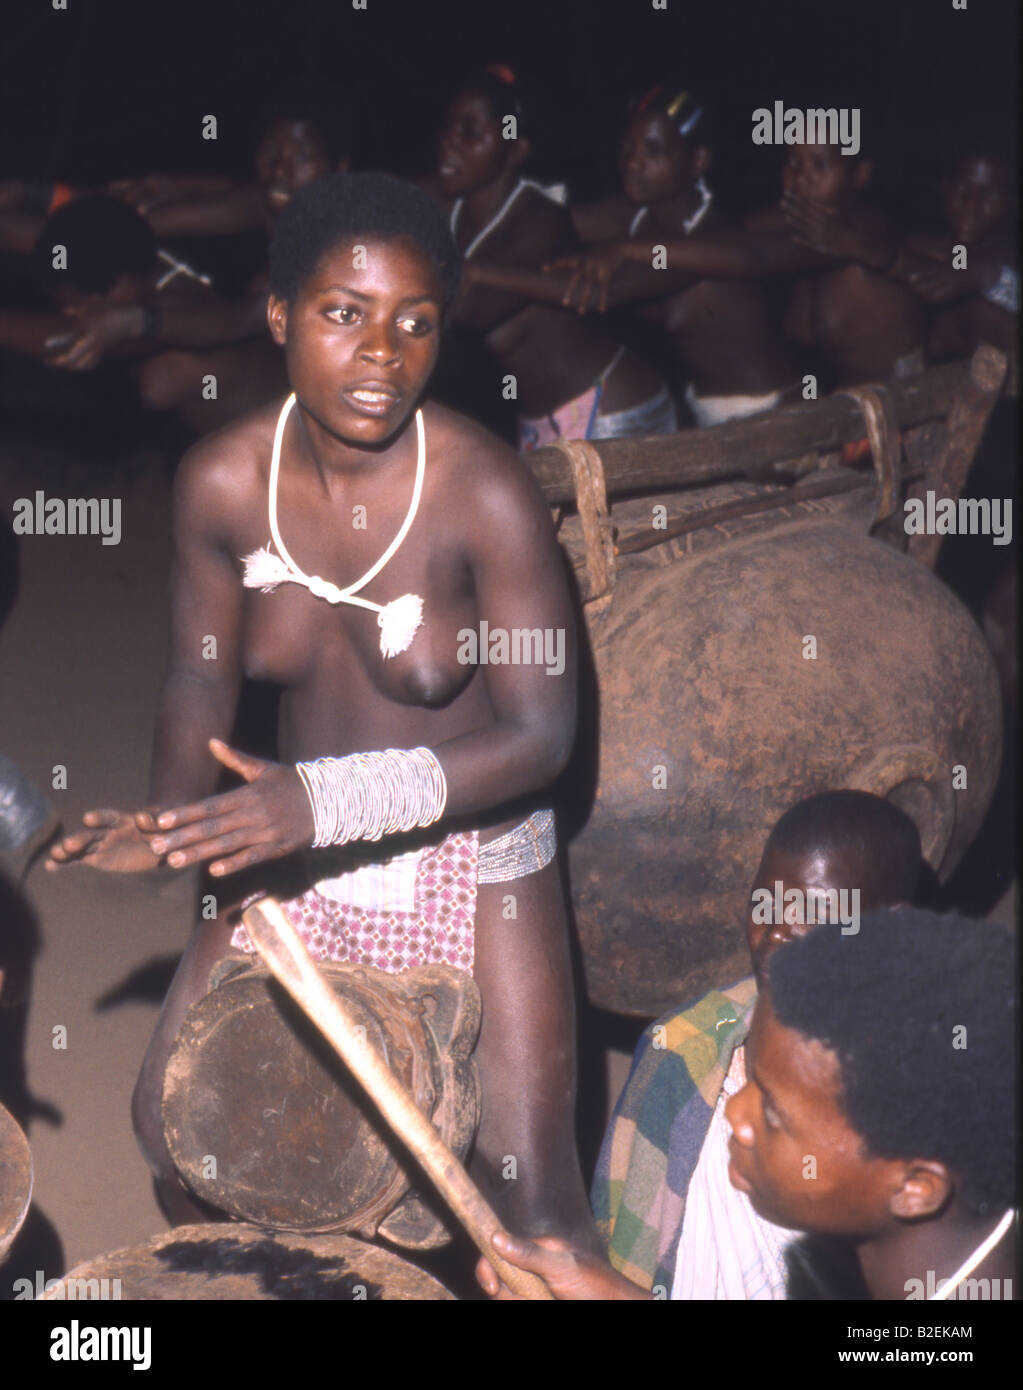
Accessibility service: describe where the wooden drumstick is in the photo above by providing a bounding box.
[242,897,555,1301]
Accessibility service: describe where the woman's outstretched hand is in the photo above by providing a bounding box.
[137,739,315,877]
[45,809,165,874]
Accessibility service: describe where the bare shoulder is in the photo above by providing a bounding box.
[572,195,634,243]
[422,400,547,520]
[509,187,579,259]
[172,396,284,539]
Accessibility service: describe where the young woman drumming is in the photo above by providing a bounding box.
[47,172,597,1248]
[436,67,676,449]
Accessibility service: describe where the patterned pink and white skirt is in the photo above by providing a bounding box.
[230,831,479,975]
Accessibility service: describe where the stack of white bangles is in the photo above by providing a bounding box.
[297,747,447,848]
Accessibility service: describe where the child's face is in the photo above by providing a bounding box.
[942,156,1010,244]
[256,119,333,216]
[619,113,696,205]
[782,142,863,208]
[746,846,845,984]
[724,995,903,1236]
[437,90,512,197]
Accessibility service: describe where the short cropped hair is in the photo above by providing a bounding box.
[33,194,157,295]
[267,172,462,310]
[769,908,1016,1215]
[764,790,921,908]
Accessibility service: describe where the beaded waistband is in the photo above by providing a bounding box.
[477,809,557,883]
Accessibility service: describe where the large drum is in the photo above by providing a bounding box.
[0,1100,32,1262]
[558,475,1002,1015]
[40,1223,454,1300]
[163,960,480,1247]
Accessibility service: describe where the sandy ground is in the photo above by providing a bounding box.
[1,447,186,1285]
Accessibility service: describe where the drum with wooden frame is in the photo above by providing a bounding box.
[40,1223,454,1300]
[162,959,480,1248]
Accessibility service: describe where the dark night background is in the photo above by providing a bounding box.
[1,0,1017,221]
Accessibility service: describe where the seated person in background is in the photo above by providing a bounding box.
[781,144,1018,630]
[787,146,1017,370]
[18,195,282,434]
[485,83,801,426]
[0,176,80,254]
[919,150,1017,366]
[45,84,355,432]
[0,194,160,365]
[1,79,348,258]
[108,79,354,241]
[480,789,925,1297]
[481,906,1016,1300]
[555,134,926,392]
[106,170,265,242]
[434,66,676,449]
[0,168,257,253]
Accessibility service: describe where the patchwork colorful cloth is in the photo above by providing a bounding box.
[591,975,758,1294]
[230,830,479,974]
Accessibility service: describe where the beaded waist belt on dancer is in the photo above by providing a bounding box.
[229,808,557,975]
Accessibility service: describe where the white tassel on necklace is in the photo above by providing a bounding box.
[240,393,426,658]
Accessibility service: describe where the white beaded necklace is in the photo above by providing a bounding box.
[450,177,534,259]
[241,392,426,658]
[929,1208,1014,1301]
[628,176,714,239]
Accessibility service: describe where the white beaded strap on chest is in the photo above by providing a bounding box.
[628,205,648,237]
[627,178,713,241]
[241,393,426,658]
[451,179,528,260]
[451,178,566,260]
[928,1208,1015,1301]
